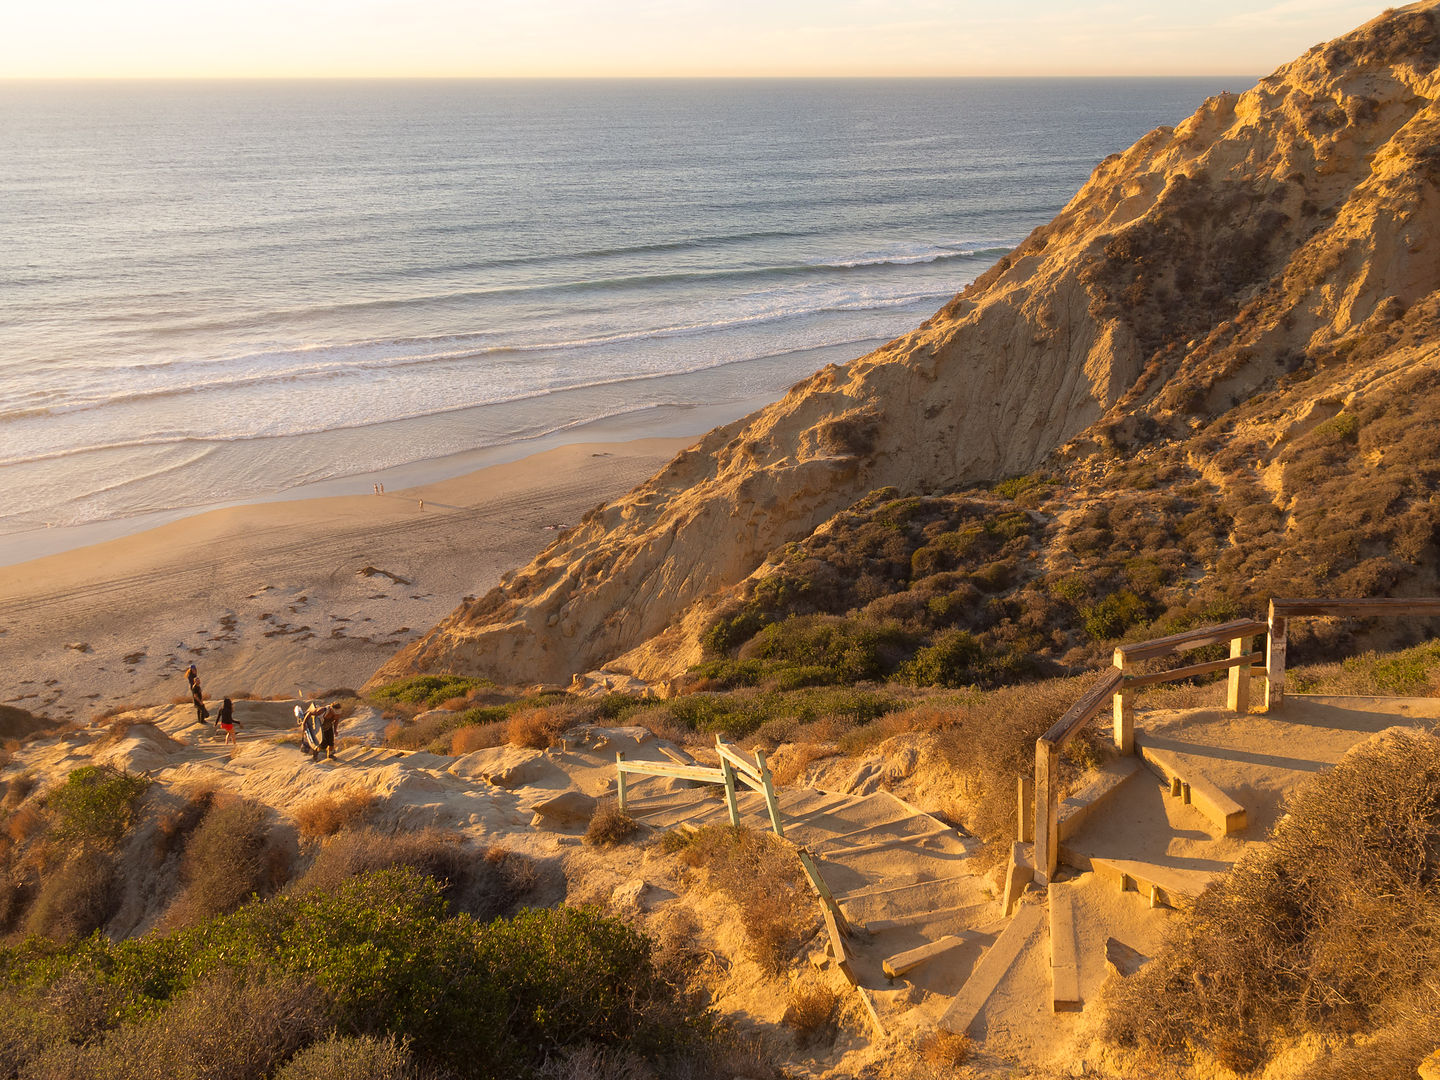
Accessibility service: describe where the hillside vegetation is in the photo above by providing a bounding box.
[372,1,1440,692]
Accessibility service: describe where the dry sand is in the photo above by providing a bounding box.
[0,438,688,724]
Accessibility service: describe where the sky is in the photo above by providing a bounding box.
[0,0,1394,78]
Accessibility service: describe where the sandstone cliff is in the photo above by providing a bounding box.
[370,3,1440,690]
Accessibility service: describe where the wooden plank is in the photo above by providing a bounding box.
[1266,608,1287,711]
[853,985,886,1038]
[1122,651,1263,689]
[1115,619,1268,663]
[1089,856,1218,908]
[714,738,763,781]
[756,750,786,839]
[818,825,952,858]
[822,901,853,981]
[1270,597,1440,618]
[659,746,695,767]
[937,902,1046,1035]
[1112,652,1133,755]
[861,901,995,933]
[615,752,627,813]
[1227,635,1253,713]
[1035,740,1060,885]
[796,848,852,937]
[615,760,724,783]
[720,756,740,828]
[1135,739,1247,835]
[1040,669,1125,748]
[1017,775,1035,843]
[1049,883,1081,1012]
[1002,841,1035,917]
[837,872,975,905]
[882,934,969,979]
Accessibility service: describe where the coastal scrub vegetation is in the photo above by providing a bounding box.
[0,867,724,1080]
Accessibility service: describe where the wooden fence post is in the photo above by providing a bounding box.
[615,751,627,814]
[719,754,740,827]
[1017,775,1035,843]
[1265,600,1287,711]
[1112,649,1134,755]
[755,750,785,839]
[1227,634,1252,713]
[1034,740,1060,884]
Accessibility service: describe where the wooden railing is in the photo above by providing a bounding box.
[616,734,784,838]
[1033,597,1440,882]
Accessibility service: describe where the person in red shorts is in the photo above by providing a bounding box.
[217,697,238,745]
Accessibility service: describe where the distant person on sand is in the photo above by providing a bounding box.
[190,678,209,724]
[217,697,238,744]
[299,703,325,760]
[185,663,198,692]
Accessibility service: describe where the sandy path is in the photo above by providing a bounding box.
[0,438,688,723]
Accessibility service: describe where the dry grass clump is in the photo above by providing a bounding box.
[667,825,814,972]
[450,721,506,755]
[3,770,38,811]
[168,794,286,926]
[291,787,378,839]
[1104,729,1440,1074]
[506,705,574,750]
[273,1033,416,1080]
[768,741,839,788]
[584,800,639,846]
[23,849,117,941]
[22,971,326,1080]
[294,827,541,921]
[919,1028,972,1068]
[782,975,839,1043]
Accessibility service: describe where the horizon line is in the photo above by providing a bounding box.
[0,72,1259,82]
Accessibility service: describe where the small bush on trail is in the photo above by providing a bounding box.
[672,826,813,973]
[584,801,639,847]
[783,975,838,1043]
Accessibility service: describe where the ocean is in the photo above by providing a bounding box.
[0,78,1234,550]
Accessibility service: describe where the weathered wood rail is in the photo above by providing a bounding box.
[1034,597,1440,882]
[615,734,784,837]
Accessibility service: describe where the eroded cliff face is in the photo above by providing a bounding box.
[369,3,1440,689]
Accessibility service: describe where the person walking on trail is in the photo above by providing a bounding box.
[217,697,239,745]
[299,703,324,760]
[190,679,209,725]
[317,702,341,761]
[185,664,199,693]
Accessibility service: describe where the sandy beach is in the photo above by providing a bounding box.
[0,437,689,724]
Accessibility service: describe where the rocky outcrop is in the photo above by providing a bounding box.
[370,3,1440,689]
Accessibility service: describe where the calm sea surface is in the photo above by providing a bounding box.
[0,78,1236,540]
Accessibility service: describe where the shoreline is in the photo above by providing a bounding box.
[0,394,773,570]
[0,434,696,725]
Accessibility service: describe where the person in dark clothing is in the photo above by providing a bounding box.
[317,703,340,761]
[217,697,237,744]
[191,680,209,724]
[185,664,199,692]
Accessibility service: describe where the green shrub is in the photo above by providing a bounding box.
[745,615,914,683]
[1081,590,1148,641]
[901,630,985,688]
[274,1034,416,1080]
[0,869,703,1080]
[369,676,493,709]
[47,766,150,846]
